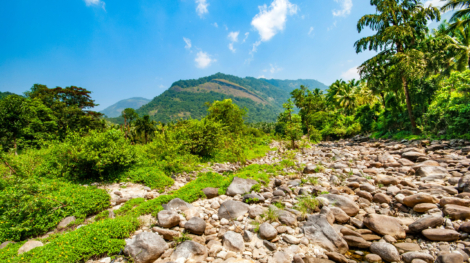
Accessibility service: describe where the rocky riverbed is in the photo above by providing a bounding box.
[84,138,470,262]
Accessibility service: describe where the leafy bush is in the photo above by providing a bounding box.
[0,216,139,263]
[309,127,322,143]
[0,179,110,242]
[125,167,174,192]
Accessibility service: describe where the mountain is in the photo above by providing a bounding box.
[101,97,151,118]
[131,73,328,123]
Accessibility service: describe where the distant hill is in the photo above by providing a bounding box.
[129,73,328,123]
[0,91,16,100]
[101,97,151,118]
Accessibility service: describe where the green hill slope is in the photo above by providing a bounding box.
[0,91,16,100]
[101,97,150,118]
[261,78,328,92]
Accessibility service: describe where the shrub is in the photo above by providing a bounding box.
[125,167,174,192]
[0,178,110,243]
[294,196,319,218]
[309,127,322,143]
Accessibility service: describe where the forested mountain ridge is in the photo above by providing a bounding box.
[0,91,16,100]
[101,97,150,118]
[131,73,327,123]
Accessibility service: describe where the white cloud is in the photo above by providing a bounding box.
[183,37,192,49]
[251,0,298,42]
[213,22,218,28]
[423,0,445,7]
[195,51,216,68]
[242,32,249,43]
[84,0,105,10]
[258,75,266,79]
[228,31,240,42]
[308,26,314,35]
[224,25,228,31]
[251,40,262,53]
[333,0,352,17]
[341,66,360,80]
[269,64,282,74]
[228,43,236,53]
[196,0,209,17]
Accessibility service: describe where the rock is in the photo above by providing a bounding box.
[0,241,15,250]
[413,203,437,213]
[218,200,249,220]
[364,254,382,263]
[370,242,400,262]
[403,194,438,207]
[330,207,350,224]
[440,197,470,207]
[249,205,266,219]
[302,214,349,254]
[408,215,444,233]
[157,210,180,228]
[259,222,278,240]
[459,221,470,232]
[277,210,298,226]
[402,252,434,263]
[422,229,460,241]
[184,217,206,235]
[152,227,180,240]
[373,193,392,204]
[263,240,277,251]
[242,194,265,204]
[402,152,425,161]
[226,177,258,196]
[363,214,406,239]
[163,198,193,211]
[435,253,464,263]
[459,175,470,192]
[18,240,43,255]
[293,255,305,263]
[319,194,360,216]
[394,243,421,252]
[270,251,291,263]
[124,232,168,263]
[57,216,76,229]
[343,235,371,249]
[223,231,244,252]
[170,240,207,262]
[325,252,348,263]
[416,166,450,181]
[203,187,219,199]
[243,230,254,242]
[283,234,300,244]
[443,204,470,220]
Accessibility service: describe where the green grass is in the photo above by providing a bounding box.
[124,166,174,192]
[294,196,319,218]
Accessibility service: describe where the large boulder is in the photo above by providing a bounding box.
[422,229,460,241]
[408,215,444,233]
[202,187,219,199]
[403,194,438,208]
[157,210,180,228]
[443,204,470,220]
[259,222,278,240]
[163,198,193,211]
[319,194,359,216]
[416,166,449,181]
[402,152,425,161]
[370,242,400,262]
[18,241,43,255]
[184,217,206,235]
[218,200,249,220]
[57,216,76,229]
[226,177,258,196]
[170,240,207,262]
[223,231,245,252]
[363,214,406,239]
[124,232,168,263]
[302,214,349,254]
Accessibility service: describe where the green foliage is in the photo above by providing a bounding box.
[309,127,322,143]
[0,216,139,263]
[206,99,247,133]
[273,202,285,209]
[0,178,109,243]
[294,196,319,218]
[125,167,174,192]
[250,184,261,192]
[174,232,192,245]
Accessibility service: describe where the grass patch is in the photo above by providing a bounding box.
[294,196,319,218]
[124,167,174,192]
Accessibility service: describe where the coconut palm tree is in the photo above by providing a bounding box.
[335,79,359,115]
[444,17,470,71]
[442,0,470,26]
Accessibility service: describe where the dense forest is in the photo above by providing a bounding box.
[1,0,470,262]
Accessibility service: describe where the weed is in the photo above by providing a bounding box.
[294,196,319,218]
[262,206,279,223]
[320,191,330,195]
[250,184,261,192]
[174,232,192,245]
[273,202,285,210]
[314,164,325,173]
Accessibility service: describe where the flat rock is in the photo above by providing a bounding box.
[370,242,400,262]
[343,235,371,249]
[163,198,193,211]
[435,253,464,263]
[408,215,444,233]
[218,200,249,220]
[363,214,406,239]
[170,240,207,262]
[57,216,76,229]
[223,231,244,252]
[413,203,437,213]
[18,240,43,255]
[403,194,438,207]
[440,197,470,207]
[124,232,168,263]
[302,214,349,254]
[443,204,470,220]
[394,242,421,252]
[416,166,450,181]
[422,228,460,241]
[402,152,425,161]
[152,227,180,240]
[319,194,359,216]
[248,205,266,219]
[402,252,434,263]
[226,177,258,196]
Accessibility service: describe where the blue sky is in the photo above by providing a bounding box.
[0,0,449,111]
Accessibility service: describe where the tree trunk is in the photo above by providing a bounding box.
[380,93,386,107]
[14,136,17,156]
[401,76,418,134]
[306,119,310,142]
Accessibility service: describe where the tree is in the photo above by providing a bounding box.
[335,79,359,115]
[135,115,157,144]
[206,99,246,133]
[280,99,303,149]
[442,0,470,26]
[355,0,440,134]
[444,18,470,71]
[121,108,138,139]
[0,95,30,154]
[291,86,325,140]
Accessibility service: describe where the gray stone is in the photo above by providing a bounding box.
[242,194,265,204]
[416,166,450,181]
[223,231,244,252]
[343,235,371,249]
[163,198,193,211]
[184,217,206,235]
[202,187,219,199]
[248,205,266,219]
[218,200,249,220]
[18,241,43,255]
[157,210,180,228]
[152,227,180,240]
[57,216,76,229]
[408,215,444,233]
[170,240,207,262]
[226,177,258,196]
[402,152,425,161]
[402,252,434,263]
[277,209,298,226]
[259,222,278,240]
[302,214,349,254]
[270,251,291,263]
[263,240,277,251]
[124,232,168,263]
[435,253,464,263]
[370,242,400,262]
[363,214,406,239]
[319,194,360,216]
[243,230,254,242]
[283,234,300,245]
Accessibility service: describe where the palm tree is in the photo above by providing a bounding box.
[335,80,359,115]
[354,0,440,134]
[442,0,470,26]
[135,115,157,144]
[444,18,470,71]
